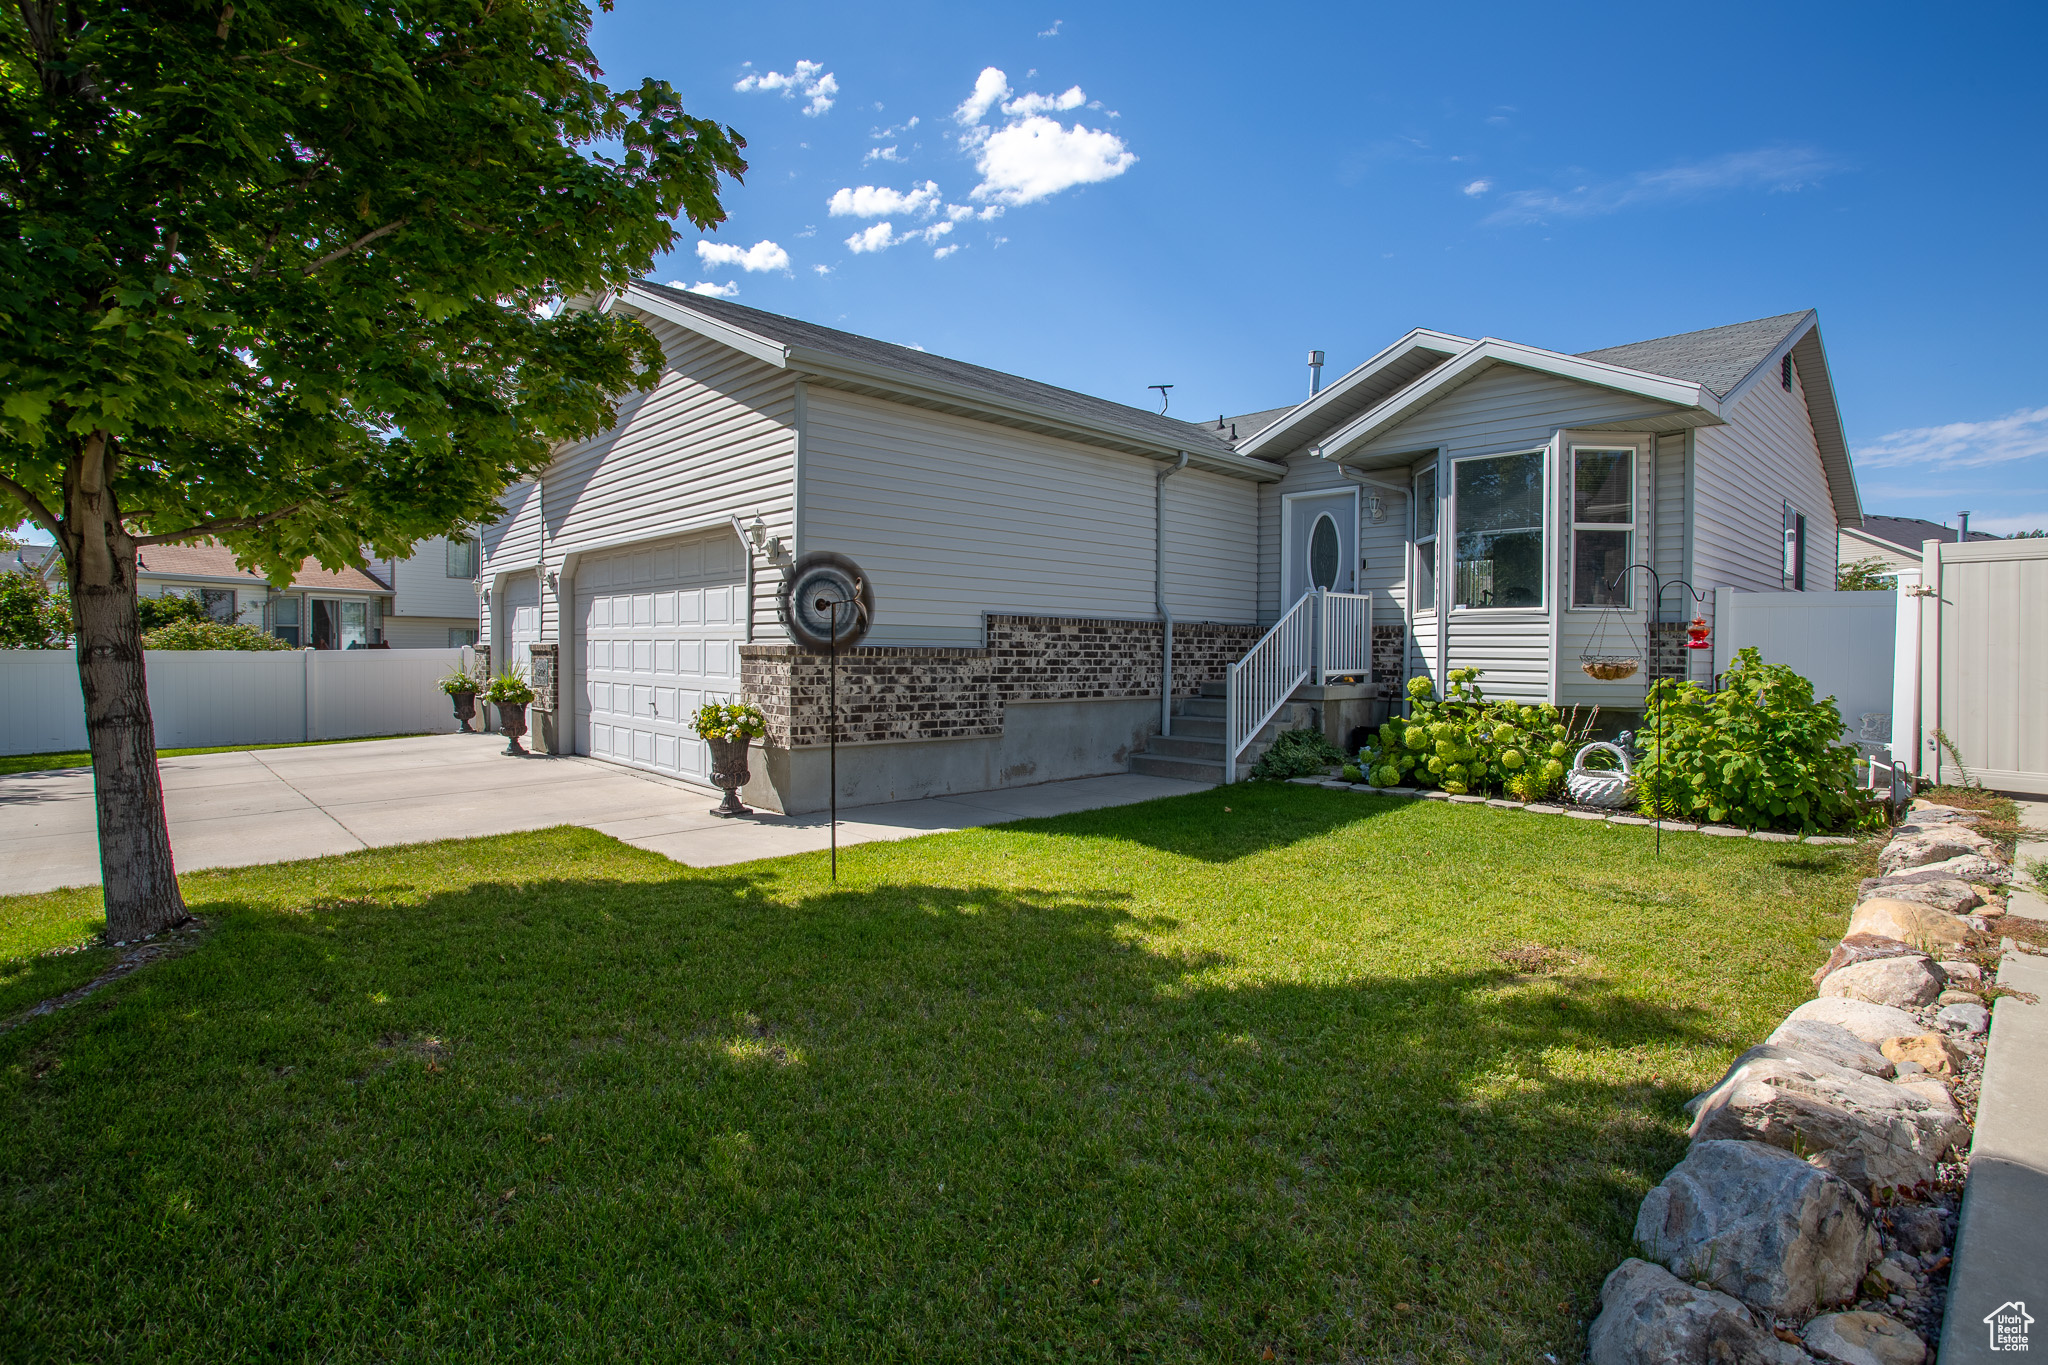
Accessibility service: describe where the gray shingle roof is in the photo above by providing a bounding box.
[1854,515,2000,551]
[637,283,1241,457]
[1577,311,1812,399]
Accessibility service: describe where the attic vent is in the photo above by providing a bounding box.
[1780,355,1792,390]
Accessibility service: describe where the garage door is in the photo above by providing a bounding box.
[575,533,747,785]
[501,573,541,670]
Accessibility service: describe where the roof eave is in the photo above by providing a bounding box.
[1234,328,1472,457]
[1314,339,1721,462]
[791,350,1278,480]
[617,284,793,368]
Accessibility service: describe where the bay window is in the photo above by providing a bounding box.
[1572,448,1635,608]
[1452,449,1544,609]
[1412,465,1438,611]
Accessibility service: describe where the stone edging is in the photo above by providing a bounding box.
[1287,776,1863,845]
[1571,799,2013,1362]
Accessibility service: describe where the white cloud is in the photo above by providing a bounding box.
[1462,179,1492,196]
[1485,146,1837,225]
[944,203,1004,222]
[1855,406,2048,471]
[969,115,1135,204]
[812,264,832,276]
[1039,19,1063,36]
[933,243,961,259]
[843,220,954,254]
[695,239,791,273]
[952,68,1134,206]
[955,67,1012,125]
[865,145,904,163]
[1002,85,1085,117]
[827,181,941,218]
[733,60,839,117]
[666,279,739,298]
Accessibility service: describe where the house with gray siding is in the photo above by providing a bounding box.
[479,285,1858,813]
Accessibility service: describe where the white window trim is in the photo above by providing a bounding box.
[1782,500,1808,591]
[1448,447,1548,613]
[1567,445,1639,612]
[1411,463,1439,616]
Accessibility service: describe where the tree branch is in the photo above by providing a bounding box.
[301,218,408,274]
[0,470,63,540]
[132,502,306,546]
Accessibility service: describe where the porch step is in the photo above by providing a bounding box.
[1126,697,1317,783]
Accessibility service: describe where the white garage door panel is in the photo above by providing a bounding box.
[502,574,541,671]
[575,534,745,786]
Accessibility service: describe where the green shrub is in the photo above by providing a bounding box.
[1634,646,1868,833]
[1250,727,1343,780]
[140,619,291,651]
[1358,669,1582,799]
[137,593,208,631]
[0,569,70,648]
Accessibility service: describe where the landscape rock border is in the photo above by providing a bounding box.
[1573,797,2013,1363]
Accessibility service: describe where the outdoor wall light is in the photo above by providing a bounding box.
[1365,493,1386,523]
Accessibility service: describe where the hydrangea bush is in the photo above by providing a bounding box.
[1359,668,1579,800]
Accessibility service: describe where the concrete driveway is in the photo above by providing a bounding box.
[0,734,1209,895]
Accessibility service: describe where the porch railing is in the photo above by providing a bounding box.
[1225,590,1379,783]
[1318,589,1374,682]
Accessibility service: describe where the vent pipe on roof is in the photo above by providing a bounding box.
[1308,350,1326,397]
[1958,511,1971,540]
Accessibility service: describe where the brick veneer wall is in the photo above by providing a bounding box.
[739,614,1264,748]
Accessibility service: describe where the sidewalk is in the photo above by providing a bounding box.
[0,734,1210,894]
[1938,937,2048,1360]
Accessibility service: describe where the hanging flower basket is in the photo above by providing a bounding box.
[1579,657,1641,682]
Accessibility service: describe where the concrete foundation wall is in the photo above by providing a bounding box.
[750,697,1158,815]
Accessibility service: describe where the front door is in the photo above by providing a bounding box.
[1284,490,1359,604]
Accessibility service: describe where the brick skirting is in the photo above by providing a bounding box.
[739,614,1265,748]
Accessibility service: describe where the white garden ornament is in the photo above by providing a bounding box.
[1566,741,1635,808]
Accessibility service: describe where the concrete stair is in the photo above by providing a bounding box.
[1128,682,1316,783]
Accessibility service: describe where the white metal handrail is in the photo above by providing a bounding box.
[1225,593,1316,783]
[1318,589,1374,682]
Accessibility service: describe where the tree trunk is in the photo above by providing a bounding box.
[62,433,187,939]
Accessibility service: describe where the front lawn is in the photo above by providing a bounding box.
[0,787,1865,1362]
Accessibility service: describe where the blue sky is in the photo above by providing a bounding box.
[15,1,2045,545]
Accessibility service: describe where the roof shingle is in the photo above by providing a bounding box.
[1577,311,1812,399]
[636,283,1242,457]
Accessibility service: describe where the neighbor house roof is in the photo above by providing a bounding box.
[1849,515,2000,551]
[135,540,390,594]
[1,542,58,580]
[620,283,1281,480]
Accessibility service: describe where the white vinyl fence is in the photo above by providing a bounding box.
[1900,538,2048,794]
[0,647,474,757]
[1712,590,1898,729]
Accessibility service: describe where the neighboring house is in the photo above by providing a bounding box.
[371,534,483,647]
[136,539,479,648]
[1838,514,1999,577]
[1,541,59,583]
[479,286,1858,812]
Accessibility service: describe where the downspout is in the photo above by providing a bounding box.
[1156,451,1190,735]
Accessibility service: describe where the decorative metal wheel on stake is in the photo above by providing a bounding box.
[777,553,875,881]
[1602,563,1707,855]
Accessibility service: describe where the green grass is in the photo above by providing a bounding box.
[0,788,1868,1362]
[0,732,429,777]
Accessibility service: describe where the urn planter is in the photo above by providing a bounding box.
[497,702,530,755]
[450,690,478,733]
[707,735,753,816]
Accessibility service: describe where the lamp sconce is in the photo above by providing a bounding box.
[1365,493,1386,524]
[745,515,787,562]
